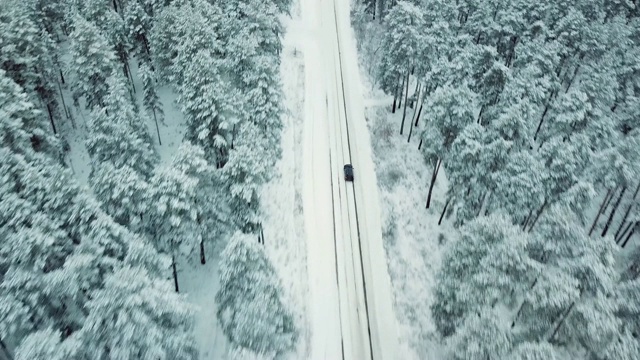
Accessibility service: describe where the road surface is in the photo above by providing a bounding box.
[302,0,399,358]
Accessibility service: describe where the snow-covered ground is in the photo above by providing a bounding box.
[258,2,311,358]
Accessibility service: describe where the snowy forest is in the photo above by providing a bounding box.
[0,0,298,358]
[353,0,640,359]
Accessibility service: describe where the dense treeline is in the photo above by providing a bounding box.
[356,0,640,358]
[1,0,295,358]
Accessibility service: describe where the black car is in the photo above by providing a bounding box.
[344,164,354,181]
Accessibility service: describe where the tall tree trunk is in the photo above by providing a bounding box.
[57,78,71,125]
[601,186,627,237]
[414,103,423,127]
[438,197,451,225]
[172,254,179,292]
[392,74,403,113]
[589,188,614,236]
[617,221,635,245]
[534,90,555,141]
[522,209,533,231]
[400,70,410,134]
[152,109,162,145]
[614,206,634,241]
[549,302,576,342]
[398,74,405,109]
[125,62,136,94]
[426,159,441,209]
[615,182,640,239]
[527,200,548,232]
[565,63,581,94]
[477,104,486,124]
[46,103,57,134]
[59,69,65,85]
[200,239,206,264]
[621,222,637,248]
[407,85,422,142]
[418,138,423,150]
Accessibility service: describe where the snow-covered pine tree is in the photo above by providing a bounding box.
[67,15,119,110]
[13,328,77,360]
[74,266,198,359]
[222,121,271,233]
[421,83,477,209]
[491,151,547,227]
[239,54,283,168]
[450,310,512,360]
[514,205,619,355]
[90,162,149,229]
[378,1,424,116]
[1,71,191,357]
[431,214,537,337]
[139,62,164,145]
[124,0,154,64]
[73,0,131,82]
[146,143,206,291]
[86,74,158,179]
[0,0,61,133]
[216,232,297,357]
[445,124,509,225]
[178,49,237,167]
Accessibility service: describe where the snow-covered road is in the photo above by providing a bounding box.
[302,0,399,358]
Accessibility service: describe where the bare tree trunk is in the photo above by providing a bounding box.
[617,221,635,245]
[392,74,402,113]
[56,78,72,125]
[152,109,162,145]
[125,62,136,94]
[418,138,423,150]
[615,183,640,239]
[414,103,423,127]
[200,239,206,264]
[438,197,451,225]
[527,200,548,232]
[534,90,555,141]
[621,223,637,248]
[522,209,533,231]
[549,302,576,342]
[601,186,627,237]
[426,159,441,209]
[398,74,405,109]
[589,188,614,236]
[46,103,57,134]
[172,254,179,292]
[477,104,486,124]
[400,70,410,134]
[407,85,422,143]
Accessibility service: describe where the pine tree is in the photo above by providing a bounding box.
[0,0,61,133]
[178,49,237,167]
[1,73,188,356]
[75,266,198,359]
[146,143,207,291]
[216,232,297,356]
[450,310,512,360]
[222,121,271,233]
[86,74,158,180]
[431,214,537,337]
[67,15,119,110]
[139,62,164,145]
